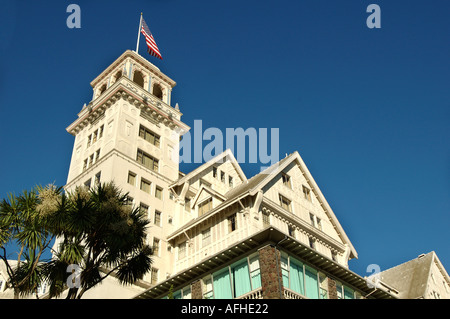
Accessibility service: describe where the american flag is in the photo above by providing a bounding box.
[140,18,163,60]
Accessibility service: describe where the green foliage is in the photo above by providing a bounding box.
[0,185,58,298]
[41,182,153,299]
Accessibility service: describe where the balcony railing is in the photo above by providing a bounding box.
[283,288,305,299]
[238,288,263,299]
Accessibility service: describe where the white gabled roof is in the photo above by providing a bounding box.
[168,150,358,259]
[169,149,247,188]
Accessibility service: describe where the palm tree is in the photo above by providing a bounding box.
[0,187,55,298]
[43,182,153,299]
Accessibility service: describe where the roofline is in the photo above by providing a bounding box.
[169,149,247,188]
[90,50,176,88]
[134,227,396,300]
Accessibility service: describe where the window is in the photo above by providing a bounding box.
[282,173,292,189]
[113,70,122,83]
[98,125,104,139]
[229,176,233,187]
[98,84,107,96]
[154,211,161,226]
[151,268,158,285]
[279,194,292,212]
[227,213,237,232]
[336,281,343,299]
[343,285,355,299]
[288,225,295,238]
[153,238,160,256]
[309,237,316,250]
[83,159,88,171]
[331,251,338,262]
[282,254,323,299]
[198,198,212,216]
[139,203,149,214]
[125,196,133,207]
[303,185,311,201]
[249,256,262,290]
[319,272,328,299]
[316,217,322,230]
[202,228,211,247]
[262,211,270,227]
[140,178,151,194]
[133,71,145,88]
[181,286,191,299]
[171,285,192,300]
[153,83,163,100]
[89,154,94,168]
[207,255,261,299]
[95,149,101,163]
[87,134,92,148]
[221,171,225,183]
[203,276,213,299]
[139,125,160,147]
[310,213,323,231]
[212,166,217,178]
[155,186,163,200]
[127,171,136,186]
[184,198,191,212]
[84,179,91,188]
[178,242,186,260]
[309,213,315,226]
[137,149,159,172]
[94,172,101,186]
[92,129,98,144]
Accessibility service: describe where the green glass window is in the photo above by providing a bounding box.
[304,265,319,299]
[231,260,252,298]
[289,258,305,295]
[213,268,233,299]
[344,285,355,299]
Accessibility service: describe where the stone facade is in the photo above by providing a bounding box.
[327,277,338,299]
[259,245,283,299]
[190,280,203,299]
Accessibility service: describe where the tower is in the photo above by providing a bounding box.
[65,50,190,288]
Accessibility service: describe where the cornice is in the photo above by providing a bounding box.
[66,77,189,136]
[90,50,176,89]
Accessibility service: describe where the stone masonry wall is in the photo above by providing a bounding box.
[258,245,284,299]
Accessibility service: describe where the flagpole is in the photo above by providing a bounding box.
[135,12,143,54]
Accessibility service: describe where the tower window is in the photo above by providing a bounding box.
[139,125,160,147]
[133,71,145,88]
[127,171,136,186]
[155,186,163,200]
[99,84,107,95]
[140,179,151,194]
[114,71,122,82]
[153,83,163,100]
[137,149,159,172]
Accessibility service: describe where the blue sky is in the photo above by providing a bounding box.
[0,0,449,278]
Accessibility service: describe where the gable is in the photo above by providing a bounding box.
[261,161,344,246]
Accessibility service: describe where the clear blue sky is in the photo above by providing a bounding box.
[0,0,448,278]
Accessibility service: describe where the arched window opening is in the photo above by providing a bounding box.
[114,71,122,83]
[99,84,107,95]
[153,83,163,100]
[133,71,145,88]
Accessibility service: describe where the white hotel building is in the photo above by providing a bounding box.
[9,50,445,300]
